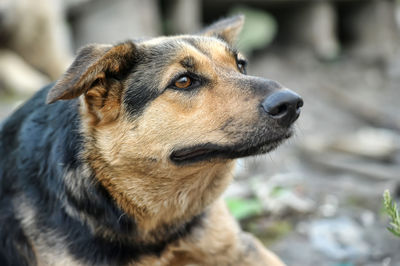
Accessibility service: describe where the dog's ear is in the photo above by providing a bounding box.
[199,15,244,45]
[46,42,136,104]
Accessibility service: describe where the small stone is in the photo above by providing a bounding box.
[309,217,370,260]
[223,180,253,199]
[319,194,339,217]
[330,127,399,161]
[251,172,315,216]
[360,210,375,227]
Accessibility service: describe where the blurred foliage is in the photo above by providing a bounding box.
[269,185,286,197]
[383,190,400,237]
[229,6,277,55]
[225,197,263,220]
[248,220,292,246]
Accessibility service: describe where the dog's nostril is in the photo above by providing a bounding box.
[269,103,288,117]
[262,90,303,127]
[296,98,304,109]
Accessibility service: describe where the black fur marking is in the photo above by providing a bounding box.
[31,201,204,265]
[40,210,203,265]
[0,201,36,266]
[123,43,184,116]
[0,85,57,265]
[122,49,167,116]
[123,79,160,116]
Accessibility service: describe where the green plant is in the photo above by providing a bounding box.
[225,197,263,220]
[383,189,400,237]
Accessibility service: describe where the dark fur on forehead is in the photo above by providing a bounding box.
[123,43,179,116]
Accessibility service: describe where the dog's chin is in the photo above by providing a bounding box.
[170,130,293,165]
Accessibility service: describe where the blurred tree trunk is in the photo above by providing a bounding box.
[70,0,161,49]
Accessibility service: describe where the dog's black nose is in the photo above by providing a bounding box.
[261,90,303,127]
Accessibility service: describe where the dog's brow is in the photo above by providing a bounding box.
[180,56,196,70]
[181,38,213,58]
[226,46,238,60]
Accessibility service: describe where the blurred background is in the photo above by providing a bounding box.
[1,0,400,265]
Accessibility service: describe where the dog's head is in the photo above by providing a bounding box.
[47,16,303,229]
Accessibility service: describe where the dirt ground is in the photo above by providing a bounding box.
[0,48,399,265]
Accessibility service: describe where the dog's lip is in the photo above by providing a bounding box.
[171,148,212,161]
[170,131,292,164]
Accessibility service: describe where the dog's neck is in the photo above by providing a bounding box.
[62,160,207,248]
[82,143,235,235]
[50,163,206,264]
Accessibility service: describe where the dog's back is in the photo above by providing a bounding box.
[0,86,81,265]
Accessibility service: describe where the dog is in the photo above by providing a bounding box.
[0,16,303,266]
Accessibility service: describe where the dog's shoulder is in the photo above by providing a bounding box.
[0,83,82,169]
[0,84,82,266]
[0,201,36,266]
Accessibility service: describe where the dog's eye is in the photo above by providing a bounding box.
[237,59,247,74]
[174,76,192,89]
[169,73,204,91]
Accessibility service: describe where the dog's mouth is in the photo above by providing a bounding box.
[170,131,292,164]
